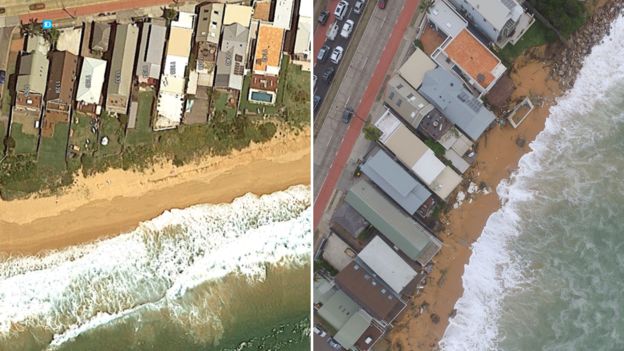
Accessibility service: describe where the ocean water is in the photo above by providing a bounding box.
[440,15,624,351]
[0,185,311,351]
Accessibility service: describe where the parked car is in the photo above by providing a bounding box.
[377,0,387,9]
[322,67,336,83]
[313,74,317,89]
[314,95,322,112]
[0,70,5,85]
[330,46,344,64]
[334,0,349,21]
[29,3,45,10]
[340,20,354,39]
[313,325,327,338]
[317,45,330,62]
[354,0,365,14]
[318,10,329,25]
[328,338,342,349]
[327,21,339,41]
[342,108,354,124]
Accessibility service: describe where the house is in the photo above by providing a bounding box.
[106,24,139,114]
[223,4,253,28]
[136,20,167,85]
[249,23,284,105]
[345,180,442,265]
[384,74,433,128]
[252,0,272,21]
[375,110,462,200]
[90,22,111,53]
[273,0,295,30]
[214,23,249,92]
[43,51,78,136]
[292,4,312,71]
[76,57,107,114]
[360,148,433,216]
[397,48,437,90]
[154,11,195,130]
[431,28,506,96]
[196,3,224,45]
[447,0,534,48]
[358,236,418,294]
[14,50,49,113]
[418,67,496,141]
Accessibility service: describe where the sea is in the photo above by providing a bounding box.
[440,15,624,351]
[0,185,311,351]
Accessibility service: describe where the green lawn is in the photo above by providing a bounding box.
[498,21,557,65]
[212,90,238,119]
[38,122,69,170]
[68,112,98,157]
[96,111,124,157]
[0,52,17,117]
[11,123,39,155]
[281,57,311,126]
[125,91,154,145]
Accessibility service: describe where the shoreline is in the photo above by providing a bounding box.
[0,128,310,256]
[391,1,624,349]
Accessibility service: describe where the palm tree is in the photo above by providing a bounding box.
[20,19,42,37]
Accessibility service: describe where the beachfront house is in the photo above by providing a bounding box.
[154,11,195,130]
[136,20,167,85]
[345,180,442,265]
[375,110,462,200]
[358,236,418,295]
[75,57,107,115]
[249,23,285,105]
[195,4,224,87]
[292,2,312,71]
[273,0,295,30]
[223,4,253,28]
[418,67,496,141]
[90,22,111,53]
[43,51,78,137]
[214,23,249,92]
[106,24,139,115]
[446,0,534,48]
[360,148,433,217]
[13,50,49,115]
[384,74,434,128]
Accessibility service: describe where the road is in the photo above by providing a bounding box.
[313,0,421,228]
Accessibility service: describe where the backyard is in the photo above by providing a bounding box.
[498,21,557,64]
[38,122,69,170]
[125,91,155,146]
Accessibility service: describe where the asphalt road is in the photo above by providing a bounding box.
[313,0,421,228]
[312,0,406,199]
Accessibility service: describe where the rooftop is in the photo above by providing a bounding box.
[345,180,442,265]
[398,48,437,89]
[45,51,78,104]
[317,288,361,330]
[427,0,468,38]
[273,0,295,29]
[223,4,253,27]
[76,57,107,104]
[360,148,432,215]
[253,24,284,74]
[358,236,417,294]
[196,3,224,44]
[384,74,433,128]
[334,310,373,350]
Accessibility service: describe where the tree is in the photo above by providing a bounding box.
[363,123,382,141]
[43,27,60,50]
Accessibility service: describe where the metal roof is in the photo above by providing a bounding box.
[398,48,437,89]
[345,180,441,265]
[317,288,361,331]
[419,67,496,140]
[334,310,372,350]
[360,148,431,215]
[359,236,417,294]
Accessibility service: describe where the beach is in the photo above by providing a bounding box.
[388,58,561,350]
[0,128,310,255]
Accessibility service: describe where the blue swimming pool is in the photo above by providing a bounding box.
[251,91,274,103]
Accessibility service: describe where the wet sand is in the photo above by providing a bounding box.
[390,58,562,349]
[0,129,310,255]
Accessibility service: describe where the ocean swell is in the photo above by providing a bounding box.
[439,14,624,351]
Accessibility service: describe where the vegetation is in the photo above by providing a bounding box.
[497,21,557,64]
[38,122,69,170]
[424,138,446,159]
[528,0,586,38]
[363,122,382,141]
[314,258,339,276]
[125,92,155,145]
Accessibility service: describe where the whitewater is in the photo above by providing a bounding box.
[440,14,624,351]
[0,185,311,350]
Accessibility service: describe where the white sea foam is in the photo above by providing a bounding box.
[440,15,624,351]
[0,185,311,350]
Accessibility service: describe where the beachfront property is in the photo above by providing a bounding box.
[105,24,139,115]
[292,3,312,71]
[214,23,249,93]
[273,0,296,30]
[154,11,195,130]
[426,0,507,97]
[75,57,107,115]
[375,110,462,200]
[223,4,254,28]
[249,23,285,105]
[447,0,534,48]
[13,50,49,115]
[43,51,78,136]
[136,20,167,85]
[346,179,442,265]
[384,74,434,128]
[419,67,496,141]
[360,148,434,217]
[195,3,223,87]
[90,22,111,53]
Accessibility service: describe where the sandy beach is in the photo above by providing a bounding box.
[389,56,561,349]
[0,128,310,255]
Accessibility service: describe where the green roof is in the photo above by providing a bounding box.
[345,180,441,265]
[334,310,372,350]
[317,289,360,331]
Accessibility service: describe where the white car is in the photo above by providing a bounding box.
[334,0,349,21]
[354,0,365,14]
[313,326,327,338]
[330,46,344,64]
[340,19,354,39]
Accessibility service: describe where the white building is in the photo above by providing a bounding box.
[76,57,107,107]
[358,236,417,294]
[273,0,295,29]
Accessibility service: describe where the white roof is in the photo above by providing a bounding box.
[430,166,462,199]
[156,91,184,128]
[163,55,189,79]
[273,0,295,29]
[172,11,195,29]
[299,0,313,17]
[359,236,417,294]
[463,0,522,30]
[159,75,186,94]
[428,0,468,37]
[413,149,445,185]
[76,58,107,104]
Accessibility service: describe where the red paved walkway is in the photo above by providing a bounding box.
[19,0,172,22]
[313,0,420,228]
